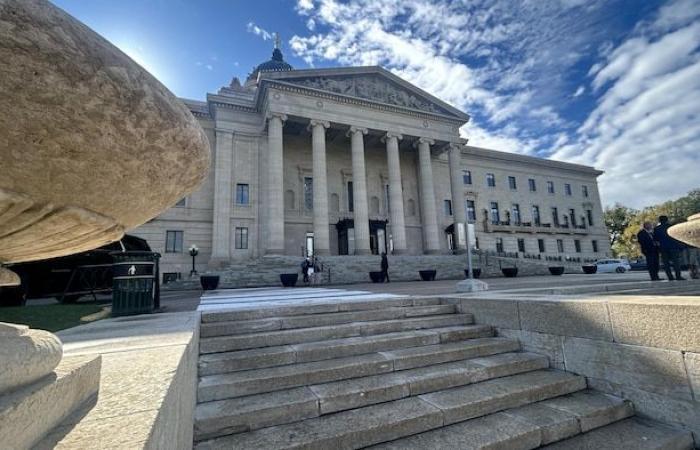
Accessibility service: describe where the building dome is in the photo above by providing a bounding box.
[246,47,293,82]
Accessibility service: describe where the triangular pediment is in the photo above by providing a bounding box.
[260,67,469,121]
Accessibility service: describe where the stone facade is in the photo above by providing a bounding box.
[131,49,610,281]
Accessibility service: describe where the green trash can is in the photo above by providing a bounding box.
[111,251,159,316]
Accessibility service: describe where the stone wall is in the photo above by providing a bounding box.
[444,294,700,447]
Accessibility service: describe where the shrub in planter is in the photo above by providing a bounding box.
[419,270,436,281]
[200,275,220,290]
[369,271,385,283]
[548,266,565,276]
[279,273,298,287]
[464,268,482,279]
[582,265,598,274]
[501,267,518,277]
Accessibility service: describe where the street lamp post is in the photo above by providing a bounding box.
[456,222,489,292]
[189,244,199,277]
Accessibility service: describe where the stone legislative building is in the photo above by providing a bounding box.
[132,46,610,281]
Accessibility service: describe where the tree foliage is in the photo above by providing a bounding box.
[605,189,700,258]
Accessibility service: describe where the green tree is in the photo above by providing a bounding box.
[603,204,638,254]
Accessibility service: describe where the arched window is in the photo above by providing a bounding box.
[370,196,380,215]
[285,189,295,210]
[407,199,416,216]
[330,193,340,213]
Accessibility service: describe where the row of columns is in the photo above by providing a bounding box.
[264,113,467,256]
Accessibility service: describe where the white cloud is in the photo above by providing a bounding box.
[246,21,272,41]
[573,86,585,97]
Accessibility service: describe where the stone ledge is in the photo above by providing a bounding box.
[37,312,198,450]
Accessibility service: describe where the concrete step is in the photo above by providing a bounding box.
[198,336,516,402]
[369,390,635,449]
[199,314,474,353]
[200,297,440,323]
[540,418,694,450]
[198,329,502,377]
[194,370,586,450]
[194,352,548,440]
[200,304,457,338]
[0,355,101,450]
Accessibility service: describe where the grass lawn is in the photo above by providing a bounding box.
[0,303,107,332]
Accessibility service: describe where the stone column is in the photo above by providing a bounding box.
[347,126,371,255]
[210,128,233,265]
[449,143,467,252]
[266,113,287,255]
[416,137,441,254]
[383,132,408,254]
[309,119,331,255]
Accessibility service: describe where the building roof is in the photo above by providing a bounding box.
[246,47,293,81]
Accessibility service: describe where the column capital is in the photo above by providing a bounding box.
[307,119,330,131]
[380,132,403,143]
[266,112,288,123]
[413,137,435,148]
[346,126,368,137]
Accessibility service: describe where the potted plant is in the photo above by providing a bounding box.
[419,270,436,281]
[200,275,219,290]
[582,264,598,274]
[464,268,482,279]
[548,266,565,276]
[501,267,518,277]
[369,271,385,283]
[279,273,298,287]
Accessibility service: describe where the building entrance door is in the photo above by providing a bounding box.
[336,219,387,255]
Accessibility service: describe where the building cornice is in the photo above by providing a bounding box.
[464,145,604,177]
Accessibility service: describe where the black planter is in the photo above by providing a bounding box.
[419,270,437,281]
[369,271,385,283]
[501,267,519,278]
[280,273,298,287]
[582,265,598,274]
[200,275,220,291]
[548,266,565,276]
[464,268,482,279]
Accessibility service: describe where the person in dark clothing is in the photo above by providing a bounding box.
[654,215,685,280]
[380,253,390,283]
[637,221,660,280]
[301,257,310,283]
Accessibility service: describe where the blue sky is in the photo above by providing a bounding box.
[52,0,700,209]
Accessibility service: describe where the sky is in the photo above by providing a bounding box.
[52,0,700,210]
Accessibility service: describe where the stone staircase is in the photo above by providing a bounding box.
[193,297,694,449]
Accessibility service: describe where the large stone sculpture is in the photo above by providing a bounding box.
[0,0,210,274]
[669,213,700,248]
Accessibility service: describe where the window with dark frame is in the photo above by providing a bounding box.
[235,183,249,205]
[528,178,536,192]
[466,200,476,222]
[508,176,517,190]
[348,181,354,212]
[517,238,525,253]
[496,237,504,253]
[490,202,500,224]
[532,205,541,225]
[565,183,572,196]
[582,185,589,197]
[512,204,521,225]
[538,239,545,253]
[304,177,313,211]
[235,227,248,249]
[557,239,564,253]
[547,181,555,194]
[486,173,496,187]
[444,199,452,216]
[165,230,183,253]
[575,239,581,253]
[463,170,472,185]
[586,209,594,226]
[592,240,599,253]
[551,207,559,226]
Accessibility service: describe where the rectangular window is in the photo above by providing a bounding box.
[582,185,589,197]
[592,240,599,253]
[547,181,555,194]
[304,177,313,211]
[538,239,545,253]
[163,272,180,284]
[347,181,354,212]
[557,239,564,253]
[528,178,536,192]
[235,183,249,205]
[551,207,559,226]
[517,238,525,253]
[512,204,521,225]
[574,239,581,253]
[565,183,572,196]
[496,238,504,253]
[165,230,183,253]
[466,200,476,222]
[443,199,452,216]
[508,176,517,190]
[463,170,472,185]
[532,205,541,226]
[235,227,248,249]
[490,202,500,224]
[586,209,594,227]
[569,208,577,227]
[486,173,496,187]
[175,197,186,207]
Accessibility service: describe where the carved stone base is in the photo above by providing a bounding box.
[0,323,62,395]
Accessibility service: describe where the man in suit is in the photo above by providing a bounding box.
[654,215,685,281]
[637,221,660,280]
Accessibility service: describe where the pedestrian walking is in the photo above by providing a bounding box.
[654,216,686,281]
[301,257,311,283]
[380,253,390,282]
[637,221,660,280]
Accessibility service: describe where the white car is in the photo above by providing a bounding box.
[595,258,632,273]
